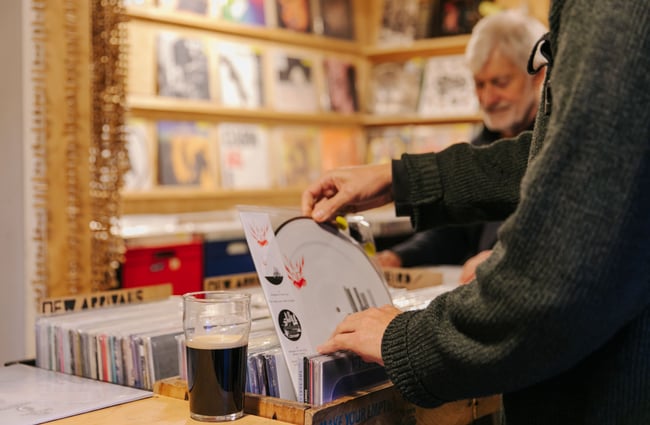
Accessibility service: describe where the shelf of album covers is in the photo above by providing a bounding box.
[121,187,302,215]
[127,95,482,128]
[363,34,471,63]
[363,113,483,128]
[124,5,362,55]
[127,95,365,126]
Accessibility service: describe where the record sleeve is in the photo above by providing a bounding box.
[158,0,210,15]
[319,126,364,172]
[418,54,479,117]
[238,207,393,401]
[157,120,218,188]
[368,59,423,115]
[123,118,154,191]
[312,0,354,39]
[322,57,358,113]
[308,351,388,406]
[217,122,271,189]
[274,0,312,33]
[213,0,267,25]
[376,0,420,45]
[0,364,151,425]
[157,31,211,100]
[271,125,321,188]
[366,126,412,164]
[271,51,319,113]
[432,0,482,37]
[215,41,264,109]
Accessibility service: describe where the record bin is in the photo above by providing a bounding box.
[154,377,501,425]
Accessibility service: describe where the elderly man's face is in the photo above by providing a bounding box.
[474,48,542,137]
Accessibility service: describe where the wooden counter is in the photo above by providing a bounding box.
[46,394,293,425]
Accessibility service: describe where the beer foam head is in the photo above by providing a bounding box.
[187,333,246,349]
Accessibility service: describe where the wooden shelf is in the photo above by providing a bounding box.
[127,95,364,126]
[363,113,483,127]
[121,188,303,215]
[125,6,361,55]
[363,35,471,62]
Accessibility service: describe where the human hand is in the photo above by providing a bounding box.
[374,250,403,268]
[301,164,393,222]
[459,250,493,285]
[317,304,401,365]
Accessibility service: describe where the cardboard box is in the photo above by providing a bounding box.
[203,238,255,277]
[122,238,203,295]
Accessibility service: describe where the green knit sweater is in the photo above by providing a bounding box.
[386,1,650,424]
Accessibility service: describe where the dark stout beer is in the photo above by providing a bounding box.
[186,334,248,420]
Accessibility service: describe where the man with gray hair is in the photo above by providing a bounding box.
[376,9,547,271]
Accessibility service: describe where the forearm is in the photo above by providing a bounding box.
[393,134,531,231]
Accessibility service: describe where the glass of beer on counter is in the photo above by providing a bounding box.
[183,291,251,422]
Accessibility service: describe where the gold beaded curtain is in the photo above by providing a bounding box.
[31,0,128,299]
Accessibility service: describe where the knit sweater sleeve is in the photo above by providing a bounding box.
[393,133,531,231]
[383,0,650,408]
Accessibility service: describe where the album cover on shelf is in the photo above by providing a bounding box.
[271,51,319,113]
[319,126,364,172]
[213,0,267,25]
[217,122,271,189]
[376,0,419,45]
[366,126,412,164]
[417,54,479,117]
[123,118,154,191]
[157,120,218,188]
[215,41,264,109]
[432,0,482,37]
[312,0,354,39]
[271,125,321,188]
[409,123,479,154]
[158,0,210,15]
[274,0,312,32]
[322,57,358,113]
[156,31,211,100]
[368,58,424,115]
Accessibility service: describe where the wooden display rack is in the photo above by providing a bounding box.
[155,377,501,425]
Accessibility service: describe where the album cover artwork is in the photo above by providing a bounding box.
[157,120,217,188]
[322,57,358,113]
[123,119,153,191]
[271,52,319,113]
[368,58,424,115]
[274,0,312,32]
[377,0,419,45]
[156,31,211,100]
[217,122,271,189]
[214,0,267,26]
[158,0,210,14]
[319,126,364,172]
[432,0,482,37]
[216,41,264,108]
[417,54,479,117]
[366,126,412,164]
[312,0,354,39]
[271,125,320,188]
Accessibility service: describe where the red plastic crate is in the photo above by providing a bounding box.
[122,238,203,295]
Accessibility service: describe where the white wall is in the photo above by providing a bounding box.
[0,0,30,365]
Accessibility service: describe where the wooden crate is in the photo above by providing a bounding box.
[154,377,501,425]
